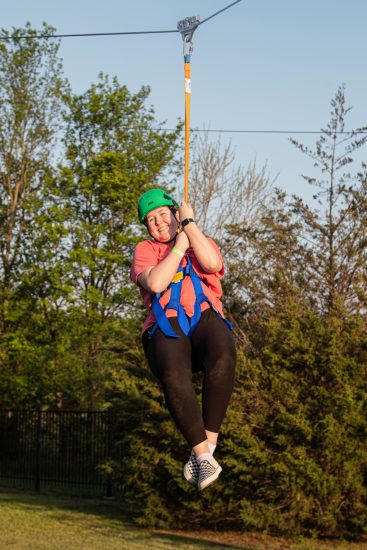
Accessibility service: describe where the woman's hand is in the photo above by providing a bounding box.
[178,201,194,223]
[176,228,190,252]
[176,202,222,273]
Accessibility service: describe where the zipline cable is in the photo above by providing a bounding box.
[198,0,244,26]
[0,1,244,40]
[160,128,367,135]
[0,29,178,40]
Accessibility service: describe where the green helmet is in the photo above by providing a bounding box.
[138,188,179,223]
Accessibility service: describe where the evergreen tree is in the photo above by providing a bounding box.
[217,86,367,535]
[289,85,367,314]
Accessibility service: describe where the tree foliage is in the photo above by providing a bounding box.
[0,23,65,320]
[189,132,274,253]
[0,24,67,403]
[0,27,179,409]
[289,85,367,314]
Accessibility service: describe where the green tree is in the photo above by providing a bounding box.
[0,23,65,328]
[0,24,66,405]
[217,87,367,535]
[290,84,367,314]
[0,32,180,409]
[41,75,181,409]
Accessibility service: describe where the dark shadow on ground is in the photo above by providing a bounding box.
[154,531,252,549]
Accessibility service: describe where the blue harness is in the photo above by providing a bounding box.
[149,256,232,339]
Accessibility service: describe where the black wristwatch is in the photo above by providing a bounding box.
[181,218,195,228]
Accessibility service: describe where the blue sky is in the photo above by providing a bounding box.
[2,0,367,202]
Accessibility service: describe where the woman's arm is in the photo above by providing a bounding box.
[138,231,190,294]
[179,202,222,273]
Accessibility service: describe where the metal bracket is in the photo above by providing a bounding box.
[177,15,200,44]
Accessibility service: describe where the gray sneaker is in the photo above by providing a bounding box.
[183,451,199,486]
[197,456,222,490]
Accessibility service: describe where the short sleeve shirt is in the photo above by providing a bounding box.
[130,238,225,333]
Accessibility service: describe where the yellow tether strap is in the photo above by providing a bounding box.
[184,60,191,203]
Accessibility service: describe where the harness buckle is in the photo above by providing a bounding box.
[171,271,184,284]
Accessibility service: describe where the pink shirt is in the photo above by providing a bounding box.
[130,238,225,333]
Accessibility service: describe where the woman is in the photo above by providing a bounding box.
[130,188,236,490]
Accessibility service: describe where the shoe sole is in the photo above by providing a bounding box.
[198,465,222,491]
[183,464,198,486]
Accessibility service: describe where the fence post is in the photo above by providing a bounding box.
[105,412,113,499]
[35,409,42,493]
[106,475,113,498]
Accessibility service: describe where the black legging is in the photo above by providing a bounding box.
[142,308,236,447]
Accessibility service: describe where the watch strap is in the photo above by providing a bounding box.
[181,218,195,228]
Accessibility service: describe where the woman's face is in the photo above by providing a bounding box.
[146,206,178,242]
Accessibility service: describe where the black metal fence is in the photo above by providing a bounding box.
[0,410,118,496]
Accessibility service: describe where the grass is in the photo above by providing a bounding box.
[0,487,367,550]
